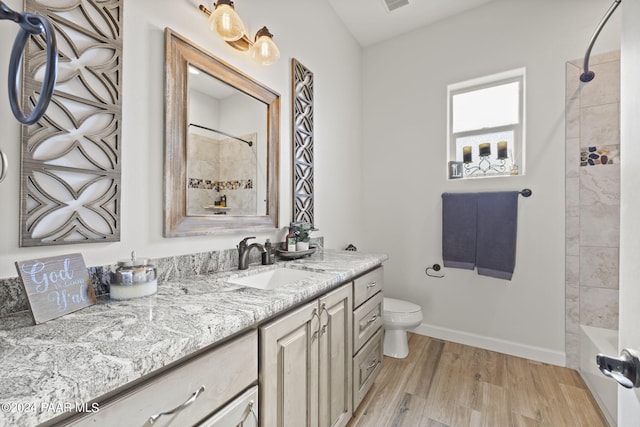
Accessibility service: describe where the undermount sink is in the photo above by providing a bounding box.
[228,267,334,290]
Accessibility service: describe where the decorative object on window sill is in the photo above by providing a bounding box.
[20,0,122,247]
[462,141,513,177]
[292,59,315,225]
[197,1,280,66]
[464,156,508,176]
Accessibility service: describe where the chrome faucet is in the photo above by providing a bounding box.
[237,236,266,270]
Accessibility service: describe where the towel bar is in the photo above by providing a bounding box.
[442,189,532,198]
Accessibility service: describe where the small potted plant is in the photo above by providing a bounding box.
[293,222,316,251]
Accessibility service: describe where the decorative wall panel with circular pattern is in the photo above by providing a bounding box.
[291,59,314,225]
[20,0,122,247]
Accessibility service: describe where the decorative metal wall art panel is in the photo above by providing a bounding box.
[20,0,123,246]
[291,59,314,225]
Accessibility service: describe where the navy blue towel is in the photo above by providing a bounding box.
[442,192,477,270]
[476,191,519,280]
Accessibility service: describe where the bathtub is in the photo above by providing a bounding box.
[579,325,618,426]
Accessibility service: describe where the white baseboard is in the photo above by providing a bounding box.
[412,323,567,367]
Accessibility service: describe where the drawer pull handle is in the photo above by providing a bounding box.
[240,400,259,426]
[363,314,378,328]
[147,385,205,424]
[0,150,7,183]
[366,359,378,371]
[366,281,377,289]
[320,304,330,336]
[311,308,320,341]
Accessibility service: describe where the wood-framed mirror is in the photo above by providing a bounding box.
[164,28,280,237]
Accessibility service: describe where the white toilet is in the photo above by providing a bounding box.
[382,297,423,359]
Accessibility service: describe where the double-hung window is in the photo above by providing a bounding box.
[447,68,525,179]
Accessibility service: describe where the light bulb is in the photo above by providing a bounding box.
[251,27,280,66]
[209,1,245,41]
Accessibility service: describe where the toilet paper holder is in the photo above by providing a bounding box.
[425,264,444,278]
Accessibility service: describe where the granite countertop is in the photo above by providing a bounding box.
[0,249,387,426]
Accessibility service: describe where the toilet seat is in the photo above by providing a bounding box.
[384,297,421,314]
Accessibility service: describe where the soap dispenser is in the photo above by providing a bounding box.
[286,226,296,252]
[262,239,274,265]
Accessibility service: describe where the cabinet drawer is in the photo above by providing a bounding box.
[66,330,258,427]
[198,385,258,427]
[353,291,383,352]
[352,328,383,410]
[353,266,384,308]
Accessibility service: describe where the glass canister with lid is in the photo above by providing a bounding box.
[110,251,158,300]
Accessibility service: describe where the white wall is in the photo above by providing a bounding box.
[189,90,221,134]
[0,0,363,278]
[619,0,640,423]
[361,0,620,364]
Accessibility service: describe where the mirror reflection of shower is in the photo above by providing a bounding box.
[186,65,268,217]
[186,126,259,217]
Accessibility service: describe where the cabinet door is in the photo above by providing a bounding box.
[260,300,320,427]
[318,284,353,427]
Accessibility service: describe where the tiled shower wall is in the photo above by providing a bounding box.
[187,133,257,216]
[565,51,620,368]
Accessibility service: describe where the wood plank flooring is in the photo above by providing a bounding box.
[348,333,609,427]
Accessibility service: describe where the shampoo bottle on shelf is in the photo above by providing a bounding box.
[286,226,296,252]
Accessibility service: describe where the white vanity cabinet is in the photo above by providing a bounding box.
[62,330,258,427]
[260,283,353,427]
[46,263,387,427]
[351,266,384,410]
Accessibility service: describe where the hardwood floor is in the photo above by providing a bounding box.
[348,333,609,427]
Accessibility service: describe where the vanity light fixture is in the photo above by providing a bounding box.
[207,0,245,41]
[198,1,281,66]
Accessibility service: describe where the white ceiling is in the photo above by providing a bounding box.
[326,0,497,47]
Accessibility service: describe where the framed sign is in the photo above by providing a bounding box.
[15,253,96,324]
